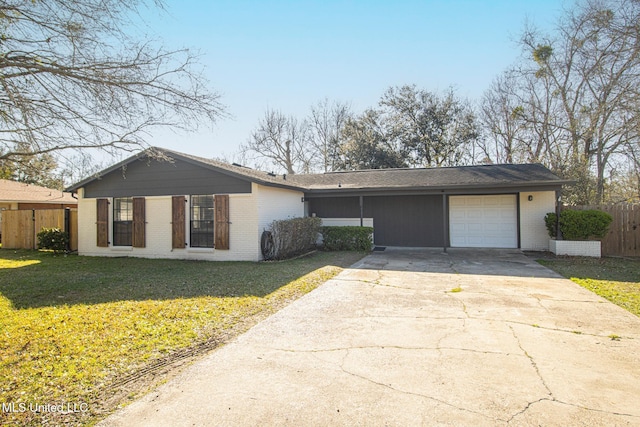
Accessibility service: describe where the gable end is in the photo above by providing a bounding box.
[82,157,252,198]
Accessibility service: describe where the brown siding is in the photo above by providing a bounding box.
[132,197,145,248]
[96,199,109,247]
[172,196,186,249]
[214,194,230,250]
[17,203,77,210]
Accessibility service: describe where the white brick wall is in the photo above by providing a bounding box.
[519,191,557,250]
[77,189,262,261]
[256,182,305,233]
[77,189,104,256]
[255,183,305,260]
[320,218,373,227]
[251,183,304,233]
[549,239,601,258]
[76,186,561,257]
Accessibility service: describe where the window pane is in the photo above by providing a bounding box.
[113,197,133,246]
[113,221,132,246]
[190,195,214,248]
[114,198,133,221]
[190,195,214,221]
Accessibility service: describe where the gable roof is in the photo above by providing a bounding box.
[66,147,298,193]
[66,147,569,195]
[0,179,77,204]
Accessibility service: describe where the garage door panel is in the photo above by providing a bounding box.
[484,223,500,233]
[467,223,483,233]
[449,195,517,248]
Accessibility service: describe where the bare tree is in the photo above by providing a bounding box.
[241,109,312,174]
[518,0,640,202]
[308,98,352,172]
[0,0,224,164]
[478,72,523,164]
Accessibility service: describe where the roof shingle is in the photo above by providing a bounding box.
[67,147,569,194]
[286,163,565,192]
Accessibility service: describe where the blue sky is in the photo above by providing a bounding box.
[139,0,565,162]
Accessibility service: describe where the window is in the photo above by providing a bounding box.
[190,195,214,248]
[113,197,133,246]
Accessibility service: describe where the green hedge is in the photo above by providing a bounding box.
[545,209,612,240]
[544,212,558,238]
[321,226,373,251]
[37,227,70,253]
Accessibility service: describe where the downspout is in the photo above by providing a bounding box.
[359,195,363,227]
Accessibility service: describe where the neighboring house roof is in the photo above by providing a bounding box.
[66,147,570,195]
[0,179,77,204]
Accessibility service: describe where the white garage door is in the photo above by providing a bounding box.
[449,195,517,248]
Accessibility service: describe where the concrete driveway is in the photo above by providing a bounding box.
[101,249,640,426]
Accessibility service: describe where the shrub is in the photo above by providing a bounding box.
[544,212,558,238]
[321,226,374,251]
[559,209,612,240]
[264,217,321,260]
[545,209,612,240]
[37,227,70,253]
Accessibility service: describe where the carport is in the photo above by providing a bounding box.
[301,163,569,250]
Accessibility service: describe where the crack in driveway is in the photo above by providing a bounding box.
[335,348,500,423]
[98,249,640,427]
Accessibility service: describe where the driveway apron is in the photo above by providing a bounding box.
[100,248,640,426]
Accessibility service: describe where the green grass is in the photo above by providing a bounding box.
[539,257,640,317]
[0,250,366,426]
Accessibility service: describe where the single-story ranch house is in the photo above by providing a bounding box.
[67,147,569,261]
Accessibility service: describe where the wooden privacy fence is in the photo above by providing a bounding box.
[567,204,640,257]
[1,208,78,251]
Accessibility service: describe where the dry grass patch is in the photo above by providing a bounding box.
[0,250,365,426]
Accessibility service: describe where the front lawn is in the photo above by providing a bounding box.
[0,250,365,426]
[539,257,640,317]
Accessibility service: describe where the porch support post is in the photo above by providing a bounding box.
[359,195,364,227]
[442,193,448,253]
